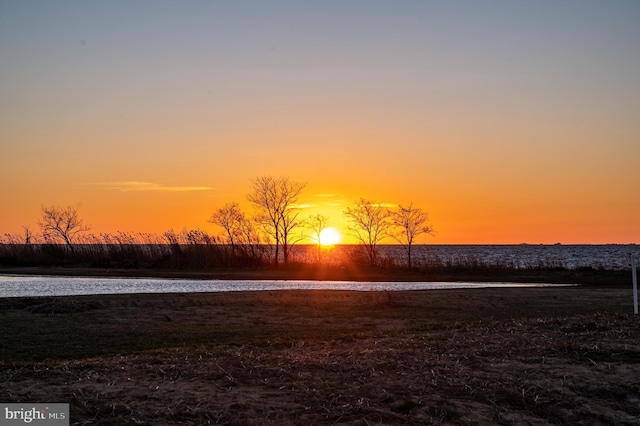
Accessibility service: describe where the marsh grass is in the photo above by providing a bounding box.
[2,230,635,275]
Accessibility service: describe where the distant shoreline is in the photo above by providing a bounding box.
[0,265,631,287]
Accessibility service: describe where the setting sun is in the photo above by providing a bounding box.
[319,227,342,246]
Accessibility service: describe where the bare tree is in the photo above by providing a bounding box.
[209,202,246,258]
[236,215,265,265]
[38,205,90,255]
[22,225,33,244]
[307,213,329,263]
[247,176,306,265]
[344,198,393,266]
[21,225,33,257]
[392,203,434,268]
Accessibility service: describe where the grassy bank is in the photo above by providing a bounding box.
[1,287,639,425]
[0,286,635,363]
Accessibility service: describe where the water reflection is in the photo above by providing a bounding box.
[0,275,569,298]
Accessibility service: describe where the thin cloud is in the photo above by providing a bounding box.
[316,193,337,198]
[290,203,313,209]
[369,202,398,208]
[99,181,216,192]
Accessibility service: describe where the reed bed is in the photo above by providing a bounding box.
[1,230,634,274]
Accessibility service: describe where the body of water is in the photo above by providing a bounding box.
[365,244,640,271]
[2,244,637,270]
[0,275,564,298]
[288,244,639,270]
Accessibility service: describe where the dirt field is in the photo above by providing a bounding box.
[1,286,639,425]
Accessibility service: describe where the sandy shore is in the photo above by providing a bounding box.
[1,286,639,424]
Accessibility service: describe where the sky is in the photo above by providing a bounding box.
[1,1,639,244]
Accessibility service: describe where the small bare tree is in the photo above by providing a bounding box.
[392,203,434,268]
[307,213,329,263]
[247,176,306,266]
[22,225,33,245]
[38,205,90,255]
[236,215,265,265]
[209,202,246,258]
[344,199,393,266]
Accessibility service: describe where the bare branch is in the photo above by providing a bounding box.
[247,176,306,265]
[391,203,434,268]
[209,202,246,248]
[344,198,393,265]
[38,205,90,254]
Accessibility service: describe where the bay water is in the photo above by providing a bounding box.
[0,275,566,298]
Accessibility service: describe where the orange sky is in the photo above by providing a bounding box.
[1,2,639,244]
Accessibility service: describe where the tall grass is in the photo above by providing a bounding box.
[0,232,633,273]
[0,229,266,269]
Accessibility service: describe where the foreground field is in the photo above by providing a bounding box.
[1,286,639,425]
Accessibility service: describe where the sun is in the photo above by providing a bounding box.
[319,227,341,246]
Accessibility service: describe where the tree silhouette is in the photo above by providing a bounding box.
[38,205,90,255]
[22,225,33,244]
[344,199,392,266]
[308,213,329,263]
[392,203,434,268]
[209,202,246,259]
[247,176,306,265]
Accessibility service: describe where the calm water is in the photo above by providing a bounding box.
[0,245,634,297]
[350,244,640,270]
[0,275,563,298]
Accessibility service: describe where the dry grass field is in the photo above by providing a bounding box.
[1,285,639,424]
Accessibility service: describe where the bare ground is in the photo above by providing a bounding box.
[1,287,639,425]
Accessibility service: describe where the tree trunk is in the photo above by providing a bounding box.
[65,240,75,256]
